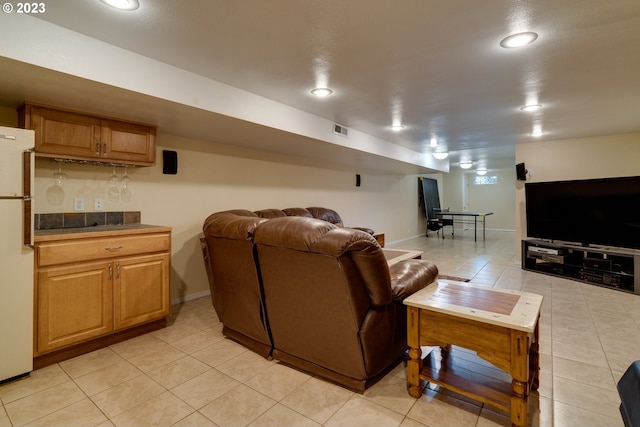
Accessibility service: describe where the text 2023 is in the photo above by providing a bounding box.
[17,2,45,13]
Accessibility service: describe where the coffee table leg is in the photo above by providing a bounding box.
[530,317,540,391]
[407,306,423,398]
[511,331,529,427]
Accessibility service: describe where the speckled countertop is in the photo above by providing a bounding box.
[34,224,172,242]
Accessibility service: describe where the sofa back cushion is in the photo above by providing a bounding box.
[282,207,314,218]
[253,216,392,377]
[254,208,287,219]
[306,206,344,227]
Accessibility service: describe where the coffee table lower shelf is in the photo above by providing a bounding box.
[418,346,515,412]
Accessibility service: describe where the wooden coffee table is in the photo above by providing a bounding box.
[404,281,543,427]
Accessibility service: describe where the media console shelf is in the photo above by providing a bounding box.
[522,239,640,294]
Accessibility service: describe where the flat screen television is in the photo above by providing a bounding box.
[525,176,640,250]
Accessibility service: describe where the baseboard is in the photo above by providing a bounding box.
[388,229,515,246]
[387,234,424,246]
[171,290,211,306]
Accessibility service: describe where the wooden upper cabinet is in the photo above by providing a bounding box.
[101,119,156,164]
[20,103,156,166]
[26,106,102,159]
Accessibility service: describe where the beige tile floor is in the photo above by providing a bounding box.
[1,230,637,427]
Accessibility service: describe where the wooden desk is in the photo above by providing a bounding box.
[404,281,543,427]
[382,248,422,266]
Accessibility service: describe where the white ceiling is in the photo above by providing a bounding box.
[1,0,640,174]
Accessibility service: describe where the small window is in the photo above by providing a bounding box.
[474,175,498,185]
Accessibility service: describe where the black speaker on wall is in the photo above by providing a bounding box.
[163,150,178,175]
[516,162,528,181]
[356,174,361,187]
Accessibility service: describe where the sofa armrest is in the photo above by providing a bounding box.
[389,259,439,300]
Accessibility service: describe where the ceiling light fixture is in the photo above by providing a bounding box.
[432,152,449,160]
[390,124,404,131]
[430,137,438,147]
[477,169,488,176]
[500,32,538,48]
[99,0,140,10]
[310,87,333,97]
[460,161,473,169]
[520,104,542,112]
[531,124,543,137]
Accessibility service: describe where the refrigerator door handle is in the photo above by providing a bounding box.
[23,197,33,248]
[23,149,35,247]
[23,149,33,197]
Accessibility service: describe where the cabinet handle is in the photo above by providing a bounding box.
[95,141,100,155]
[105,246,123,252]
[103,142,107,155]
[116,263,120,279]
[108,264,113,280]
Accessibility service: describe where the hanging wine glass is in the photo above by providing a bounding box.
[120,166,132,202]
[52,163,67,184]
[45,162,66,206]
[108,166,120,202]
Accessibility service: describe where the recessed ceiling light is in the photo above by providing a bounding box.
[99,0,139,10]
[429,137,438,147]
[390,124,405,131]
[520,104,542,112]
[433,152,449,160]
[460,161,473,169]
[500,32,538,48]
[531,124,543,137]
[310,87,333,97]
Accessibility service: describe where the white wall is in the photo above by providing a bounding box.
[515,132,640,261]
[429,168,516,231]
[31,131,425,303]
[467,168,516,230]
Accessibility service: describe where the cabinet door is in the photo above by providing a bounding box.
[114,253,170,330]
[36,261,113,354]
[29,106,102,160]
[101,120,156,165]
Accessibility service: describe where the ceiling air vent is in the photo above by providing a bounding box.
[333,123,348,138]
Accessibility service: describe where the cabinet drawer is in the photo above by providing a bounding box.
[37,233,170,267]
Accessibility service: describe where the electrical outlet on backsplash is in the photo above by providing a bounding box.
[35,211,141,230]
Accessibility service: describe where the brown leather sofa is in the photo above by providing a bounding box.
[201,208,439,391]
[200,207,367,358]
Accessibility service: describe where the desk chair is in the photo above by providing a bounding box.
[431,208,454,239]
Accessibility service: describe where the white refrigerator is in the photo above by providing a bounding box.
[0,126,35,383]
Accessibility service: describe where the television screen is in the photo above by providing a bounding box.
[525,176,640,250]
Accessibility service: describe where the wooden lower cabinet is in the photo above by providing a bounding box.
[37,261,113,353]
[114,253,170,330]
[34,227,171,363]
